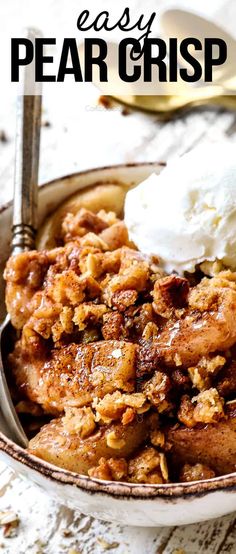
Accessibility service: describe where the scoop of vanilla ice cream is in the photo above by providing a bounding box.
[124,144,236,274]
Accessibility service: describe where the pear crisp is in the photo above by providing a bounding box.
[5,201,236,483]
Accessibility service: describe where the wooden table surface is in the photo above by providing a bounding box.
[1,0,236,552]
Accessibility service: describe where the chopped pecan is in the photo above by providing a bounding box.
[143,371,172,413]
[171,369,191,390]
[153,275,189,318]
[111,289,138,311]
[73,303,107,331]
[62,208,108,240]
[136,340,160,379]
[88,457,128,481]
[102,311,125,340]
[133,303,157,336]
[178,395,196,428]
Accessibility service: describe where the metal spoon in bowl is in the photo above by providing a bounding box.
[0,29,42,447]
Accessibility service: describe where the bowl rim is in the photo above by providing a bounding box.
[1,161,236,499]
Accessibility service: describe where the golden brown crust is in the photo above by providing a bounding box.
[5,186,236,484]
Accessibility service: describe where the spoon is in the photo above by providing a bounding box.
[0,28,42,447]
[121,8,236,114]
[112,87,236,116]
[160,8,236,86]
[95,7,236,114]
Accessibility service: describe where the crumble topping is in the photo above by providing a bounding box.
[5,205,236,483]
[179,463,215,482]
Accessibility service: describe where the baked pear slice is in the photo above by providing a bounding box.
[167,401,236,476]
[28,414,154,475]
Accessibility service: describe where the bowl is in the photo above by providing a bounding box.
[0,162,236,527]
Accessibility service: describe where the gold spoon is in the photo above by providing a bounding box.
[112,88,236,115]
[108,7,236,115]
[77,37,236,115]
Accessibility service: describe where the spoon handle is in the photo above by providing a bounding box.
[12,28,42,254]
[0,29,42,448]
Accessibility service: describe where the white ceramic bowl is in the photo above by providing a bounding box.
[0,163,236,527]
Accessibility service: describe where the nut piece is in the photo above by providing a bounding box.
[106,431,126,449]
[88,457,128,481]
[0,510,19,538]
[174,353,182,367]
[143,372,172,413]
[93,391,148,424]
[142,322,159,340]
[179,463,215,482]
[0,511,19,526]
[179,389,225,427]
[73,303,107,331]
[153,275,189,318]
[102,311,124,340]
[150,429,165,448]
[128,447,168,484]
[62,407,96,439]
[178,395,196,428]
[97,537,120,550]
[192,388,225,424]
[160,453,169,481]
[188,355,226,391]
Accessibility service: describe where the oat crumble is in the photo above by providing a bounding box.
[4,203,236,482]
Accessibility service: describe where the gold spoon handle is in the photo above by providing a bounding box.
[12,28,42,254]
